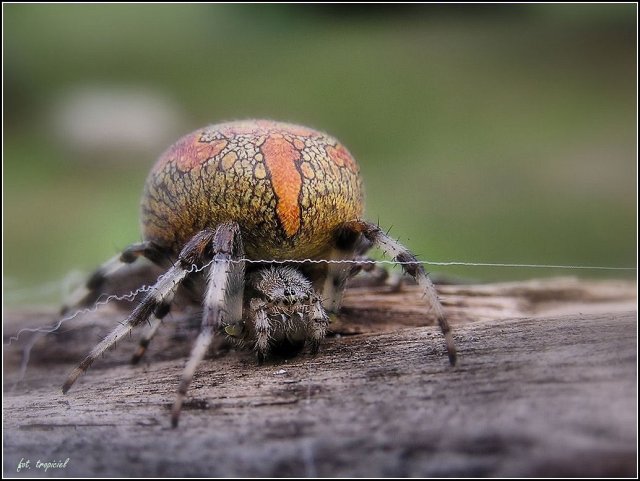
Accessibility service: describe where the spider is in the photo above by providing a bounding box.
[61,119,457,427]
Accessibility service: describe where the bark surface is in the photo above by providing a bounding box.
[3,277,637,477]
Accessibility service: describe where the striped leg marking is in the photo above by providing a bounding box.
[61,241,168,315]
[62,231,215,394]
[171,222,245,428]
[341,220,457,366]
[130,300,171,365]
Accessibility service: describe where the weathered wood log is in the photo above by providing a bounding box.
[2,277,636,477]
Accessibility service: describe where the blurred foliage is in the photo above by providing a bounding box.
[3,4,637,304]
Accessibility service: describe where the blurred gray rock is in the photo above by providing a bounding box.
[50,85,187,164]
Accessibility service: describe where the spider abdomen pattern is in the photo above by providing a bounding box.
[141,120,364,260]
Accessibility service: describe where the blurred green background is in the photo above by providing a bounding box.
[4,4,637,304]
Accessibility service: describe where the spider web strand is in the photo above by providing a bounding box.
[5,260,214,345]
[228,258,636,271]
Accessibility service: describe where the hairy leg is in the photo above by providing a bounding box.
[250,299,271,363]
[61,241,169,314]
[307,295,329,354]
[320,249,353,313]
[339,220,457,365]
[171,222,245,427]
[320,230,374,313]
[130,307,169,365]
[62,230,216,394]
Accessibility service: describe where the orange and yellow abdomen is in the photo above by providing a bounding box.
[141,120,364,260]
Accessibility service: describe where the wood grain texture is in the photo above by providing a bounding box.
[3,277,637,477]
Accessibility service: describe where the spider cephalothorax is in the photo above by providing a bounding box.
[226,266,328,360]
[61,119,457,427]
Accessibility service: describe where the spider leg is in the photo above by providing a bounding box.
[307,295,329,354]
[345,255,395,286]
[249,298,271,363]
[319,250,352,313]
[320,229,376,312]
[339,220,457,366]
[61,241,169,314]
[171,222,245,428]
[130,280,190,364]
[61,230,216,394]
[130,311,166,365]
